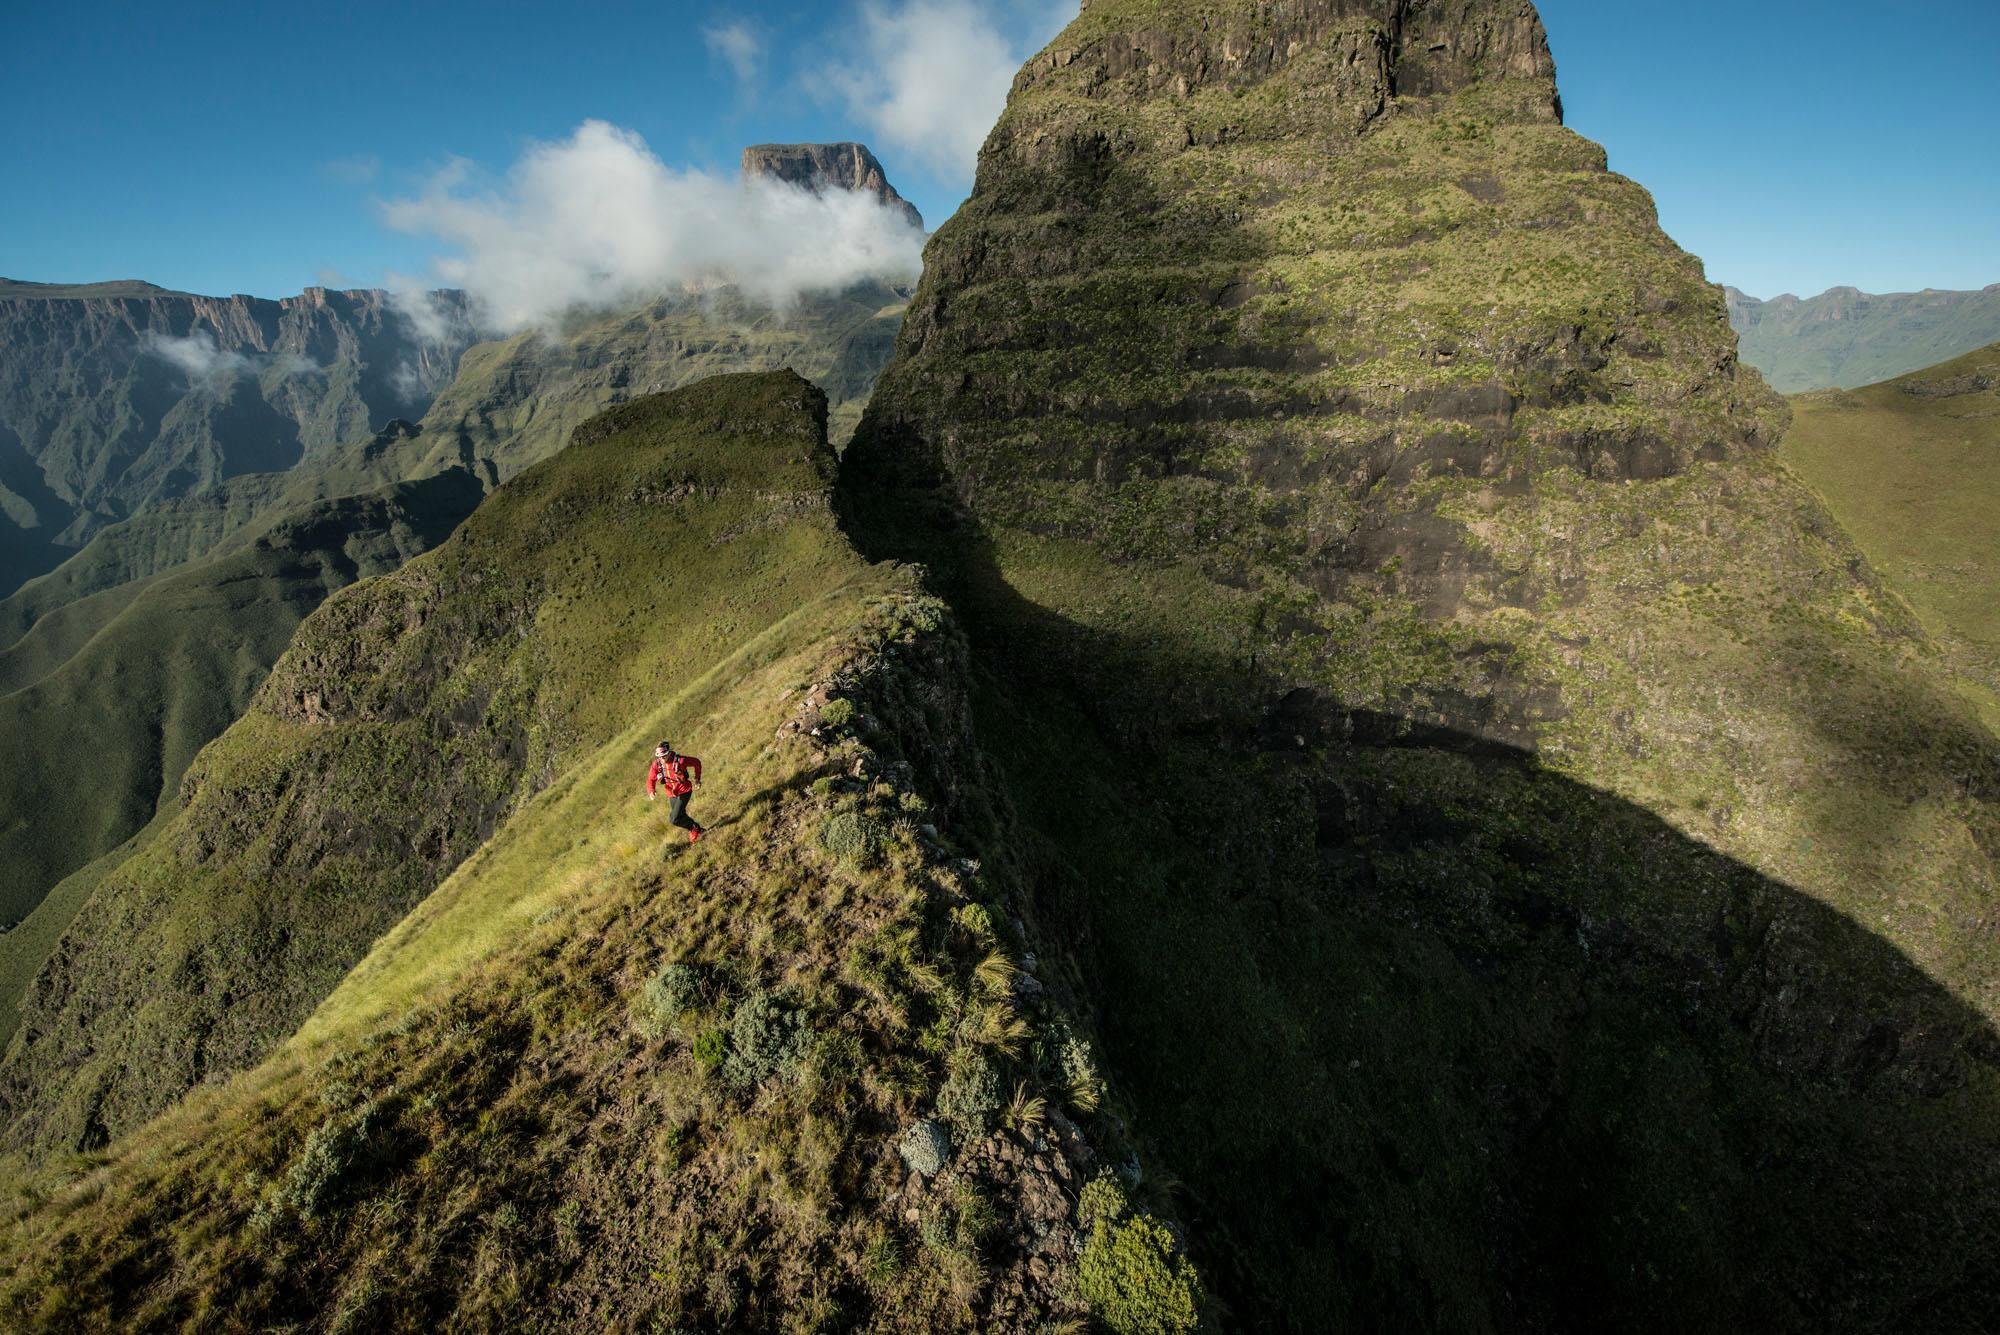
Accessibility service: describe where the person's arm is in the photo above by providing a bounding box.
[646,760,660,800]
[687,756,703,786]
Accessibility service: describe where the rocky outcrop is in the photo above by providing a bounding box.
[844,0,2000,1326]
[741,142,925,229]
[852,0,1784,740]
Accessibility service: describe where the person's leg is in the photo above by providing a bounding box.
[668,792,704,840]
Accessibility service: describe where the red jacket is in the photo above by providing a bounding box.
[647,753,701,797]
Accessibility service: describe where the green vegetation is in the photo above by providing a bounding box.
[1780,342,2000,720]
[2,8,1996,1331]
[0,471,481,935]
[0,264,915,1060]
[1730,284,2000,393]
[0,372,1136,1328]
[1076,1177,1203,1335]
[0,284,471,596]
[0,373,879,1154]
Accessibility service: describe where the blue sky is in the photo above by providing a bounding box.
[1,0,1993,302]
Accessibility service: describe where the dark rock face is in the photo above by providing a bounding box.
[852,0,1785,739]
[844,0,2000,1326]
[0,282,476,594]
[741,142,925,230]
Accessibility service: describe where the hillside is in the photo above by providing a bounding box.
[1780,343,2000,713]
[0,470,481,976]
[844,0,2000,1326]
[1,5,1997,1331]
[1728,283,2000,393]
[0,372,1184,1331]
[404,280,910,486]
[0,142,916,954]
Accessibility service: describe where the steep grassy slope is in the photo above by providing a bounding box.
[0,268,910,949]
[0,373,1186,1331]
[845,0,2000,1326]
[0,471,481,933]
[0,373,894,1153]
[0,815,172,1047]
[1730,284,2000,393]
[1780,343,2000,713]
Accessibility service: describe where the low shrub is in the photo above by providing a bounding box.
[820,811,890,868]
[642,962,703,1025]
[819,698,857,729]
[898,1118,952,1177]
[936,1049,1002,1141]
[692,1028,727,1072]
[252,1100,387,1228]
[1076,1174,1204,1335]
[722,989,812,1089]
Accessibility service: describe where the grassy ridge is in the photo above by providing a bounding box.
[0,374,1180,1331]
[1780,343,2000,720]
[0,373,871,1154]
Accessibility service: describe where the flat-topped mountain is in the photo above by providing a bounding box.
[741,141,925,230]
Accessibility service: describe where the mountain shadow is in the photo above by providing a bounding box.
[839,478,2000,1333]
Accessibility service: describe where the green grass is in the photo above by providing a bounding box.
[1779,343,2000,724]
[0,371,1150,1330]
[0,809,172,1046]
[0,470,482,933]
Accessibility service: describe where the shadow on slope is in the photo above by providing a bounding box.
[840,482,2000,1333]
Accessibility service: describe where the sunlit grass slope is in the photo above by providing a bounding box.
[0,373,868,1155]
[0,471,482,934]
[1781,343,2000,719]
[0,373,1179,1332]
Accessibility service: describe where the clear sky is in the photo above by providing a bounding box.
[1,0,1993,302]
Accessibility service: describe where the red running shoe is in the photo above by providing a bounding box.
[688,827,703,843]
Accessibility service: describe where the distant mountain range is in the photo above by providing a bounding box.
[1727,283,2000,393]
[0,280,475,595]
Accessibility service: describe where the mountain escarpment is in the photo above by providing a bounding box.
[846,0,2000,1326]
[0,281,473,595]
[1729,282,2000,392]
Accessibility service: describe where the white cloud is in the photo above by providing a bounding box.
[826,0,1078,185]
[705,20,764,86]
[139,332,253,383]
[139,333,325,385]
[380,120,927,334]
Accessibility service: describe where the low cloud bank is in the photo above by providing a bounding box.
[382,120,927,335]
[139,332,321,384]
